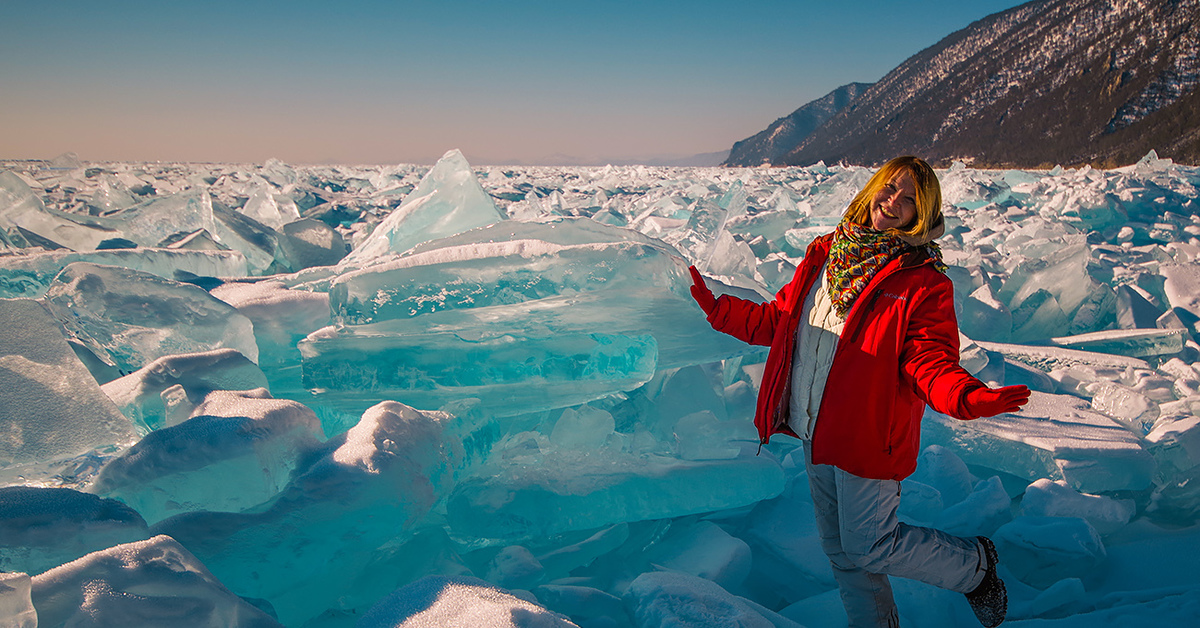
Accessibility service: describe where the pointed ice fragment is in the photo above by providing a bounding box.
[340,149,505,266]
[1046,328,1187,358]
[240,185,299,229]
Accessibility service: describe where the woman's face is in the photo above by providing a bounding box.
[869,170,918,231]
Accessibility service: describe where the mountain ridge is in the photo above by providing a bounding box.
[732,0,1200,168]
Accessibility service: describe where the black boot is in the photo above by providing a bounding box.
[965,536,1007,627]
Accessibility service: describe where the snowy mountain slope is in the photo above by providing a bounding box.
[769,0,1200,167]
[722,82,872,167]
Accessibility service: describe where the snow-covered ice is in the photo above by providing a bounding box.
[2,149,1200,626]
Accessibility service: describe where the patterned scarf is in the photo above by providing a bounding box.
[825,219,946,317]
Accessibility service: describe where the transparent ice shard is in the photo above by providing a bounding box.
[1145,415,1200,520]
[117,189,218,249]
[445,438,783,542]
[999,243,1116,338]
[549,405,616,450]
[0,170,116,251]
[88,176,138,215]
[959,283,1012,342]
[277,218,347,269]
[301,324,658,417]
[30,535,282,628]
[341,149,506,266]
[0,487,148,576]
[0,247,247,300]
[42,262,259,374]
[304,218,752,416]
[922,392,1155,493]
[90,390,324,524]
[1046,328,1187,358]
[0,298,136,468]
[153,401,465,627]
[100,349,268,434]
[1089,382,1159,434]
[240,185,299,230]
[210,280,331,370]
[114,190,278,274]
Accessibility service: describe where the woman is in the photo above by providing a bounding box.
[689,156,1028,628]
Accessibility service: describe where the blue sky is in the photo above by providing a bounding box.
[1,0,1027,165]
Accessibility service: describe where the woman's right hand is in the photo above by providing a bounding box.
[963,385,1031,418]
[688,265,716,316]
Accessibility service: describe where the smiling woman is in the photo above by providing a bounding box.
[689,155,1030,628]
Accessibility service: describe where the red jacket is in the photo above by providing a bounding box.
[706,233,985,480]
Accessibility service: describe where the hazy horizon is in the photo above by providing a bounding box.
[2,0,1026,166]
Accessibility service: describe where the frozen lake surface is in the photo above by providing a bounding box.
[2,150,1200,627]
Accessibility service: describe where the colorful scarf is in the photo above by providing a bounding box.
[825,219,946,317]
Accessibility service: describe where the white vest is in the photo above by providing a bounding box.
[789,263,846,439]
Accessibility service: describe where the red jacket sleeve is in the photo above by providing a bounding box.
[899,272,985,420]
[703,255,815,347]
[705,293,783,347]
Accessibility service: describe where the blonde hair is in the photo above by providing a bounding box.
[843,155,942,240]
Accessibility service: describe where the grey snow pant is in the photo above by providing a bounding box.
[804,442,987,628]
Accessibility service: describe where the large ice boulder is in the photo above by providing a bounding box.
[0,169,113,251]
[89,390,325,525]
[624,570,803,628]
[993,515,1107,589]
[0,298,136,468]
[30,535,282,628]
[210,280,331,369]
[0,487,148,576]
[358,575,578,628]
[302,218,754,417]
[101,349,269,434]
[154,401,466,626]
[1020,478,1135,535]
[445,436,784,542]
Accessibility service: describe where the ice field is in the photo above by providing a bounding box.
[2,149,1200,627]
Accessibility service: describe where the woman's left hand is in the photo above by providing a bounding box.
[964,385,1031,418]
[688,265,717,316]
